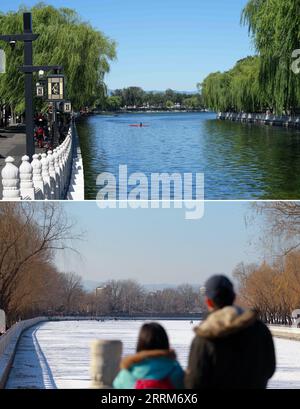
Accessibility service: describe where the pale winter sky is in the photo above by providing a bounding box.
[2,0,253,90]
[55,202,261,287]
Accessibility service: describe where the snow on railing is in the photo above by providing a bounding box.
[0,317,48,388]
[1,127,73,200]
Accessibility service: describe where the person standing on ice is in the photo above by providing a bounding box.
[185,275,276,389]
[113,322,184,389]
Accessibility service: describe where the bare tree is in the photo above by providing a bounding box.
[0,203,81,323]
[59,272,84,313]
[234,251,300,324]
[252,202,300,255]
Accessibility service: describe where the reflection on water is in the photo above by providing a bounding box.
[76,112,300,200]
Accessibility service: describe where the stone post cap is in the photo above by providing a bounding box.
[91,339,122,349]
[5,156,15,164]
[21,155,30,162]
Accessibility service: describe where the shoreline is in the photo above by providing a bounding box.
[218,112,300,130]
[91,109,210,115]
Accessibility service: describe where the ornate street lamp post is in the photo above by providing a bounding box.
[0,12,39,158]
[0,12,65,158]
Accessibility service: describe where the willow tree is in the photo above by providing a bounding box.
[242,0,300,113]
[230,56,263,112]
[200,71,233,112]
[200,57,263,112]
[0,3,116,114]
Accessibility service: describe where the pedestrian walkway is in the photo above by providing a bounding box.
[5,324,57,389]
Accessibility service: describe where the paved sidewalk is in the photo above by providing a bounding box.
[0,131,44,199]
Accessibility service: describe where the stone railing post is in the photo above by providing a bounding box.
[90,340,122,389]
[19,155,35,200]
[57,146,64,197]
[1,157,21,200]
[31,154,44,199]
[65,134,72,187]
[41,153,51,200]
[53,148,61,199]
[47,150,57,200]
[60,141,67,192]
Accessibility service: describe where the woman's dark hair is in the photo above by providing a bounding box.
[136,323,170,352]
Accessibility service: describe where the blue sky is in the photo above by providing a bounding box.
[56,202,261,286]
[1,0,254,90]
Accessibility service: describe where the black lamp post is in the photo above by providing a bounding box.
[23,13,35,159]
[0,13,39,158]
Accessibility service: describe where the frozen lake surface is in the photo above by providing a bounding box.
[6,320,300,389]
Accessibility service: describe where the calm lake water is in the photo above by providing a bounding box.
[76,112,300,200]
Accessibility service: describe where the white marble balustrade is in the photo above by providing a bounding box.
[1,127,73,200]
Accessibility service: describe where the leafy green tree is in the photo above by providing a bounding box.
[200,71,233,112]
[105,96,122,111]
[200,1,300,114]
[0,3,116,113]
[242,0,300,113]
[183,95,202,110]
[201,57,265,112]
[165,100,173,109]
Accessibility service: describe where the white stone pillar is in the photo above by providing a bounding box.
[53,148,61,199]
[90,340,122,389]
[47,150,57,200]
[19,155,35,200]
[1,156,21,200]
[41,153,51,200]
[62,139,69,195]
[65,135,72,189]
[31,154,44,199]
[57,146,65,197]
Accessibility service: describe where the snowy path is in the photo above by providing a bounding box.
[5,320,300,389]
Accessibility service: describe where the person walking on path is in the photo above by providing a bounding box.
[185,275,276,389]
[113,322,184,389]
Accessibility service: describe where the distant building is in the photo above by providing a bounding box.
[95,287,105,297]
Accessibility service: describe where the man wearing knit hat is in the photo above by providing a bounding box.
[185,275,276,389]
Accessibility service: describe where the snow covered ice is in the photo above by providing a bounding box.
[5,320,300,389]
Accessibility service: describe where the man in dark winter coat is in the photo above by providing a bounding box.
[185,275,276,389]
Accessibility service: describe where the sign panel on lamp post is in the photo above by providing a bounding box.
[47,75,64,101]
[36,85,44,97]
[63,101,72,113]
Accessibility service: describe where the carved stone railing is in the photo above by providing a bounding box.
[1,127,73,200]
[217,112,300,127]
